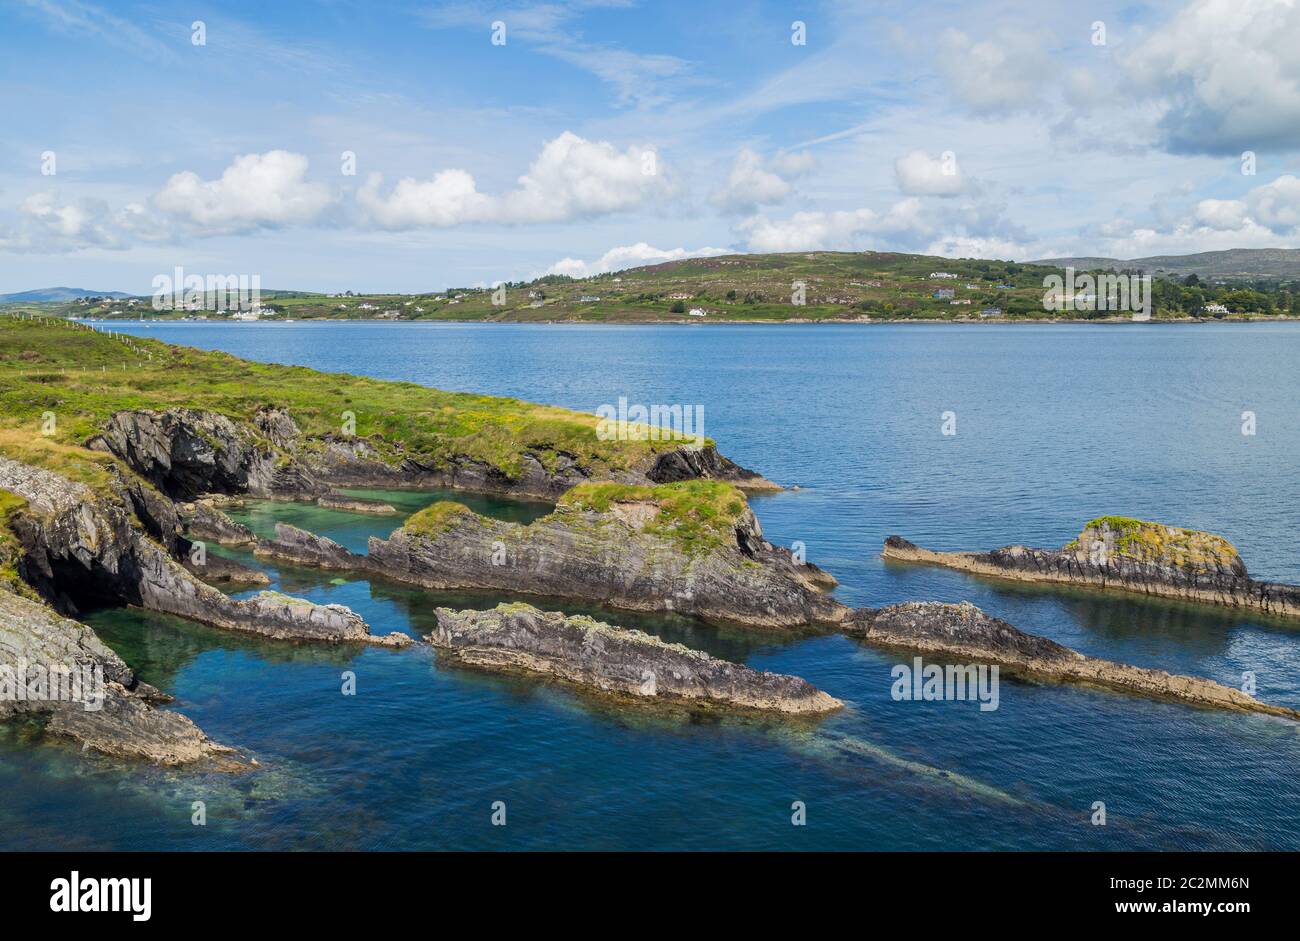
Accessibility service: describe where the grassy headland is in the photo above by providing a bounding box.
[0,315,706,483]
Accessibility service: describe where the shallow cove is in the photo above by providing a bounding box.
[223,486,554,553]
[5,320,1300,851]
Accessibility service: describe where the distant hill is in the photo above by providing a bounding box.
[0,287,134,304]
[1031,248,1300,280]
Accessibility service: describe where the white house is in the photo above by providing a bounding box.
[688,308,707,317]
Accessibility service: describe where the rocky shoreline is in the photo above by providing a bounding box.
[883,516,1300,620]
[0,586,247,768]
[432,603,843,715]
[87,406,780,503]
[4,320,1299,774]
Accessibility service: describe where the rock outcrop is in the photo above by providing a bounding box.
[432,603,842,715]
[180,498,257,546]
[883,517,1300,620]
[362,482,846,629]
[183,551,271,587]
[88,407,779,503]
[87,408,314,499]
[845,601,1299,719]
[256,522,358,571]
[0,586,244,768]
[0,455,406,648]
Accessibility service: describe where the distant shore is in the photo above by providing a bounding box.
[75,314,1300,326]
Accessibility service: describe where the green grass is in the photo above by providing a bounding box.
[555,480,747,554]
[0,316,706,483]
[0,489,37,599]
[1069,516,1242,568]
[403,500,477,537]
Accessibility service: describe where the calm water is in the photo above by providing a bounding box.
[4,321,1300,850]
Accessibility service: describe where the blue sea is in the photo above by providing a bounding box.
[4,321,1299,850]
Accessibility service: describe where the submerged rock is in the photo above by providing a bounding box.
[432,603,842,715]
[883,517,1300,619]
[316,492,397,514]
[845,601,1299,720]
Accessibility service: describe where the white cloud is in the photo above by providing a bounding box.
[1085,174,1300,257]
[153,151,334,231]
[1125,0,1300,155]
[545,242,730,278]
[924,234,1029,260]
[0,191,128,253]
[710,148,815,214]
[357,169,492,228]
[1194,198,1250,231]
[736,199,926,253]
[936,28,1053,115]
[1193,175,1300,232]
[894,149,965,196]
[359,132,674,229]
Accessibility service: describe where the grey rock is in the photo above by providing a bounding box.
[432,603,842,714]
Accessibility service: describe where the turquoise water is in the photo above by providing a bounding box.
[4,321,1300,850]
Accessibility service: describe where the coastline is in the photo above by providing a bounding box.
[72,314,1300,326]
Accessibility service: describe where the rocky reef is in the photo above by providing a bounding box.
[0,586,244,768]
[883,517,1300,619]
[846,601,1299,719]
[362,482,845,629]
[431,603,842,715]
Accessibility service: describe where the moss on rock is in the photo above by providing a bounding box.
[1068,516,1244,572]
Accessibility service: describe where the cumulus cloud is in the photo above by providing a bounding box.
[1125,0,1300,155]
[544,242,731,278]
[936,28,1053,115]
[153,150,334,231]
[923,234,1029,260]
[1082,174,1300,257]
[359,132,675,229]
[735,199,927,253]
[710,148,815,214]
[1194,175,1300,232]
[0,192,129,253]
[894,149,966,196]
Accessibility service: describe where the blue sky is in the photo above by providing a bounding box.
[3,0,1300,292]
